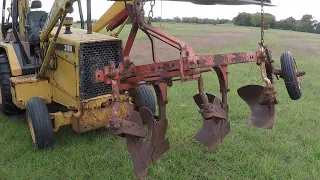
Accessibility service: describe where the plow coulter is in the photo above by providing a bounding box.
[92,1,305,179]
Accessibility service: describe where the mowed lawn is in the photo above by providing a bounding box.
[1,23,320,179]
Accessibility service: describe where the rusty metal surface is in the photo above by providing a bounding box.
[195,118,230,149]
[237,85,276,129]
[88,1,304,179]
[71,94,132,133]
[125,107,157,180]
[107,111,148,138]
[193,92,230,148]
[106,9,128,32]
[194,93,228,120]
[10,74,39,84]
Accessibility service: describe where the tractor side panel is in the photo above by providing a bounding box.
[49,49,79,109]
[0,43,22,76]
[10,75,52,109]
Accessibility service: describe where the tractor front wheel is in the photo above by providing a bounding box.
[0,54,22,115]
[280,51,302,100]
[26,97,54,149]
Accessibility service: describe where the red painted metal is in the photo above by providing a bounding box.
[91,1,303,179]
[106,9,128,32]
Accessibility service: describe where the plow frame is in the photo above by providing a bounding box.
[91,1,304,179]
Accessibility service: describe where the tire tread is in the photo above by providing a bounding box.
[280,51,302,100]
[26,97,53,149]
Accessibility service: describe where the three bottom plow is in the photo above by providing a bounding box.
[93,1,305,179]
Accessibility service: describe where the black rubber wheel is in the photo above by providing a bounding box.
[26,97,54,149]
[131,85,156,115]
[280,51,302,100]
[0,54,23,115]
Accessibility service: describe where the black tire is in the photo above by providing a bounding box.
[280,51,302,100]
[26,97,54,149]
[131,85,156,115]
[0,54,23,115]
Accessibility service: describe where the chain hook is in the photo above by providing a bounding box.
[148,0,155,23]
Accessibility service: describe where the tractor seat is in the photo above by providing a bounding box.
[26,1,47,43]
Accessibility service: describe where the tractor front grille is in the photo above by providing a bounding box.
[79,40,122,99]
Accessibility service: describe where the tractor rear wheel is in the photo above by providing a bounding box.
[0,54,22,115]
[131,85,156,115]
[26,97,54,149]
[280,51,302,100]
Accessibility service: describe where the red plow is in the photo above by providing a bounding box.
[93,0,305,179]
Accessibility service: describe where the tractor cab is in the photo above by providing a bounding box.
[1,0,48,74]
[0,0,85,75]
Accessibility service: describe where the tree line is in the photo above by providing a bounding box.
[75,13,320,34]
[149,13,320,34]
[151,16,230,25]
[233,13,320,34]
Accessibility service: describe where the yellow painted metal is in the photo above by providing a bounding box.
[18,0,30,37]
[39,39,57,78]
[49,49,79,109]
[92,1,133,33]
[49,94,133,133]
[63,17,73,25]
[10,75,52,109]
[53,27,119,43]
[71,94,133,133]
[50,111,73,132]
[0,43,22,76]
[47,27,120,109]
[1,1,135,136]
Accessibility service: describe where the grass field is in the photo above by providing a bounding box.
[1,23,320,179]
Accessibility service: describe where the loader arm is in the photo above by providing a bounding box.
[40,0,76,42]
[93,1,133,33]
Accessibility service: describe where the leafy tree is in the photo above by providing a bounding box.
[298,14,316,33]
[314,22,320,34]
[217,19,231,24]
[173,17,181,23]
[233,12,252,26]
[250,13,276,28]
[275,16,296,30]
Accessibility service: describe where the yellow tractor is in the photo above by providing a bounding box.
[0,0,155,149]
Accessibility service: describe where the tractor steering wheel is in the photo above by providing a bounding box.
[39,14,48,29]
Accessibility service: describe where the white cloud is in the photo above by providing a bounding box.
[1,0,320,22]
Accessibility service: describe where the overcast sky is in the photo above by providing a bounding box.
[1,0,320,21]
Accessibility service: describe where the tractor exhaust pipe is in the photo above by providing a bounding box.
[86,0,92,34]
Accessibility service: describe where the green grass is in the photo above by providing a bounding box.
[1,23,320,179]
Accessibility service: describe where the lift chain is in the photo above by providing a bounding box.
[148,0,155,23]
[260,0,265,46]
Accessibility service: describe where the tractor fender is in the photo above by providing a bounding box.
[0,42,22,76]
